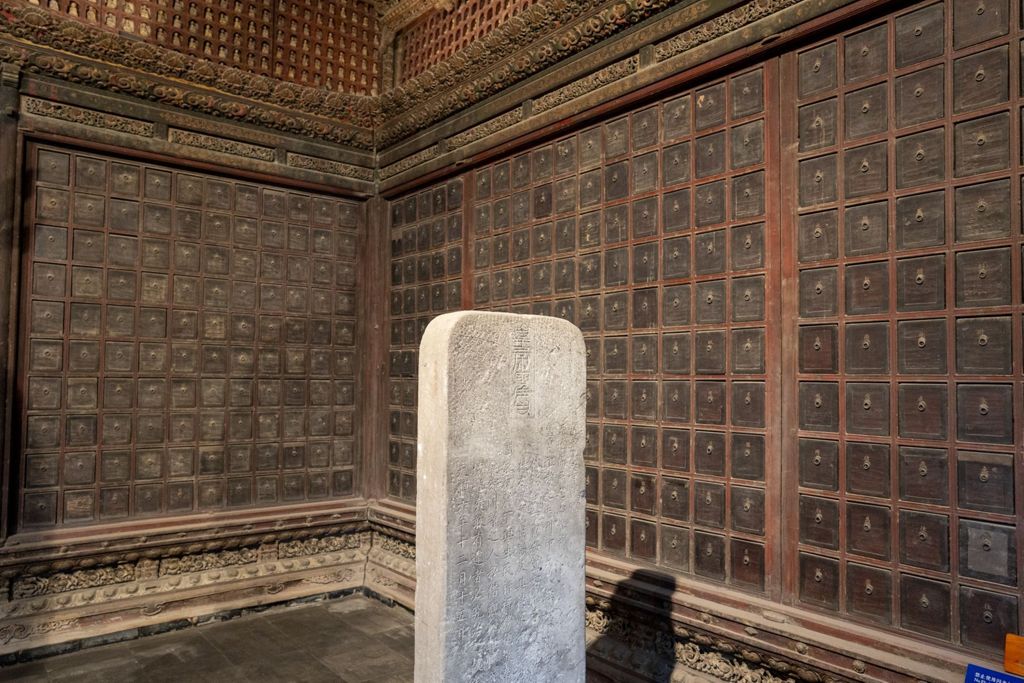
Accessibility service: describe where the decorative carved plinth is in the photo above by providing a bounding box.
[0,531,370,656]
[586,604,841,683]
[365,531,415,609]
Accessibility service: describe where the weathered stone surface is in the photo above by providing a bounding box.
[415,311,587,683]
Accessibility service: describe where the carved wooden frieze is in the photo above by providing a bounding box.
[21,95,376,188]
[379,143,439,180]
[23,97,155,137]
[167,128,276,161]
[654,0,803,61]
[532,56,639,116]
[0,1,376,148]
[0,530,370,654]
[286,152,376,182]
[15,0,380,95]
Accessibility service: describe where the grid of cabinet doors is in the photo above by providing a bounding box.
[20,145,362,529]
[468,66,775,591]
[790,0,1021,654]
[387,178,465,503]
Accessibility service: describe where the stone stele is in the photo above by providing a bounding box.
[415,311,587,683]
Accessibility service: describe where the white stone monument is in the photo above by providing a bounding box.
[415,311,587,683]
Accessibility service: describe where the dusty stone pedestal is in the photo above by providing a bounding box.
[414,311,587,683]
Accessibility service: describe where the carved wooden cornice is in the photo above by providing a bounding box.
[373,0,707,147]
[0,1,377,149]
[0,0,803,161]
[376,0,452,34]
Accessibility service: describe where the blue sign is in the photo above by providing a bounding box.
[966,664,1024,683]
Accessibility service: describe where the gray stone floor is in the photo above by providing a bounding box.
[1,594,414,682]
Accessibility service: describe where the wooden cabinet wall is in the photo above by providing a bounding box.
[18,143,362,527]
[386,180,465,502]
[466,65,778,590]
[784,0,1021,655]
[385,0,1023,659]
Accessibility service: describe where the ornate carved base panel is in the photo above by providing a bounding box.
[364,531,416,608]
[0,530,370,657]
[586,621,795,683]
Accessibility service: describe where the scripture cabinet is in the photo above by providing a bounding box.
[21,146,363,526]
[386,177,465,502]
[380,0,1023,660]
[458,62,775,600]
[788,0,1021,655]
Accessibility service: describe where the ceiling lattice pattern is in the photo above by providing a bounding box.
[24,0,380,95]
[395,0,539,82]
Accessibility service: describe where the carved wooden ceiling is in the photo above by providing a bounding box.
[23,0,381,95]
[14,0,539,97]
[0,0,801,153]
[392,0,539,82]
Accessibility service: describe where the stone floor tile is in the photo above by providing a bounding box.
[1,660,50,682]
[46,652,140,681]
[325,596,375,615]
[201,616,304,664]
[128,629,224,661]
[230,656,343,683]
[0,594,415,683]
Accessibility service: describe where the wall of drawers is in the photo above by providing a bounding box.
[465,65,777,591]
[19,144,363,528]
[787,0,1021,655]
[386,179,465,503]
[387,68,779,588]
[384,0,1023,658]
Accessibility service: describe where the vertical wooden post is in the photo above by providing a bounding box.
[0,63,20,541]
[359,194,390,501]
